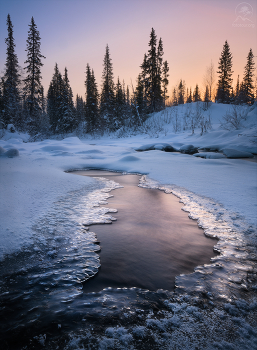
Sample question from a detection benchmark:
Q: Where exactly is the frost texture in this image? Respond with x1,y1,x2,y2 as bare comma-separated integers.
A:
28,177,122,300
139,175,257,300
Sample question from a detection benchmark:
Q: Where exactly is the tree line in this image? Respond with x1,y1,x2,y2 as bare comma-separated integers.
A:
0,16,170,136
0,15,255,138
170,40,255,107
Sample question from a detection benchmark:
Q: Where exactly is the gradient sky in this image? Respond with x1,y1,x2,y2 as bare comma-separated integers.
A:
0,0,256,100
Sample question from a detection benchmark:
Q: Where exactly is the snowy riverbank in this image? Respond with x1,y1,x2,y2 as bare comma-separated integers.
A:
0,102,257,349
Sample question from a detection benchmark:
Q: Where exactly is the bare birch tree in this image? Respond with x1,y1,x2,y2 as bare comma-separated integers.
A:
203,60,216,101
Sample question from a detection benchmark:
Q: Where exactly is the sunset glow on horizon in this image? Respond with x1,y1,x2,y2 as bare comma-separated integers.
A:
0,0,256,100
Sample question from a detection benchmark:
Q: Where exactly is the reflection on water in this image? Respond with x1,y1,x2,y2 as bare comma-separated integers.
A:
72,170,218,292
0,170,219,347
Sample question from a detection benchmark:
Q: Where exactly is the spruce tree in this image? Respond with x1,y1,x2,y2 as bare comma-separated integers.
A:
85,64,99,133
193,84,201,102
186,88,192,103
114,77,125,129
216,40,233,103
235,75,240,103
75,95,85,127
62,67,76,132
0,83,4,128
3,14,21,128
135,74,146,120
172,88,178,106
242,48,255,104
139,29,167,113
23,17,45,134
178,80,185,104
47,63,64,133
100,45,115,132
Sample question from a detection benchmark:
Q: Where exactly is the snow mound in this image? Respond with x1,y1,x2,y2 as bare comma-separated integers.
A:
0,146,6,155
40,145,69,152
0,148,19,158
180,144,198,154
193,152,226,159
222,148,254,158
135,143,177,152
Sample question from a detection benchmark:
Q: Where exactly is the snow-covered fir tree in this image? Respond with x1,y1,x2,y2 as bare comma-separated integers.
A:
47,65,76,134
100,45,115,132
216,40,233,103
23,17,45,134
2,14,21,128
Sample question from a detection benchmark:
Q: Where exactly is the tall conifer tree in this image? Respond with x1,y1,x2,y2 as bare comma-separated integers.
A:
62,67,76,131
3,14,21,128
242,48,255,104
23,17,45,134
100,45,115,131
216,40,233,103
47,63,64,133
85,64,99,133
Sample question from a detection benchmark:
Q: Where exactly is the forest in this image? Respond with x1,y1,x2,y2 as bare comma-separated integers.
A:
0,14,256,139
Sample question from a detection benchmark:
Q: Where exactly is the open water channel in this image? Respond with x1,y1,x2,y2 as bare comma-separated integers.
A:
0,170,218,349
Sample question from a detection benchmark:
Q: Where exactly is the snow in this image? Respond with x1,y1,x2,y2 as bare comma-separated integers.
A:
0,102,256,260
222,148,254,158
179,144,198,154
0,102,257,348
193,152,226,159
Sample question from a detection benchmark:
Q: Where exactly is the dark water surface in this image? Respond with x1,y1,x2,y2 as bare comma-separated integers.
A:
72,170,218,292
0,170,219,348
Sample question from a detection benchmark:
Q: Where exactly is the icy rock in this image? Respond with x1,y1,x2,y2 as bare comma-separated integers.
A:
193,152,226,159
200,145,221,152
4,148,19,158
180,144,198,154
222,149,254,158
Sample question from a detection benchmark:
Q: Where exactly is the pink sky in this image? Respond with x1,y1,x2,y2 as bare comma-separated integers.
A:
0,0,256,100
